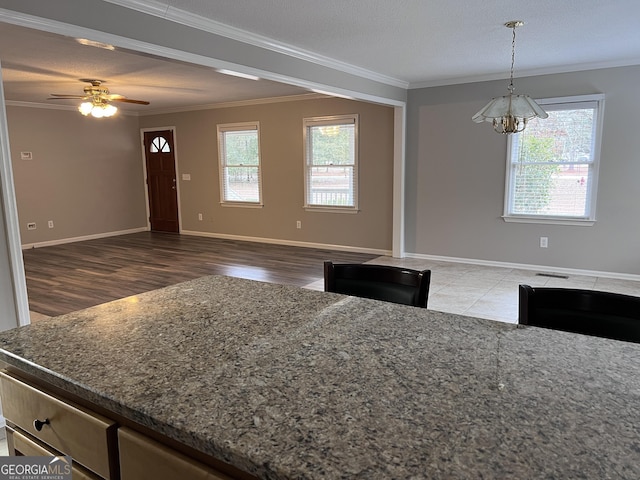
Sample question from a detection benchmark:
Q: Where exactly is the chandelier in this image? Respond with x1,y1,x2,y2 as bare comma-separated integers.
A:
472,21,548,134
78,99,118,118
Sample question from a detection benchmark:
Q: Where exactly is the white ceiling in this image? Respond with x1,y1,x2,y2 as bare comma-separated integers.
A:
1,0,640,113
0,22,312,114
150,0,640,86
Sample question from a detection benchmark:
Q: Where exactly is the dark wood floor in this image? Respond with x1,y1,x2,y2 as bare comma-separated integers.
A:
22,232,378,317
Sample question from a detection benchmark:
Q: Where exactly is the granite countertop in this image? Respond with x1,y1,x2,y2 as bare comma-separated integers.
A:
0,275,639,479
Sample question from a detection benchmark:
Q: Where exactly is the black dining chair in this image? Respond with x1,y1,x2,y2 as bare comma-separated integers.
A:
324,261,431,308
518,284,640,343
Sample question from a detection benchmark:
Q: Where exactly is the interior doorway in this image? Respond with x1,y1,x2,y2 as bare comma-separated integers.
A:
143,129,179,233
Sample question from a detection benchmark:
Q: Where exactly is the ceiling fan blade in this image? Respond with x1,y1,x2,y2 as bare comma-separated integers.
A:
48,81,149,106
48,94,86,99
109,98,150,105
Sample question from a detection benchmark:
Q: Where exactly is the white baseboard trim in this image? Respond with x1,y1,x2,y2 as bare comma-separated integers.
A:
21,227,149,250
18,227,639,281
181,230,392,256
405,252,640,282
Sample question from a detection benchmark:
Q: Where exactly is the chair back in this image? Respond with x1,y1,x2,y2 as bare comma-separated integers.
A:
324,261,431,308
518,284,640,343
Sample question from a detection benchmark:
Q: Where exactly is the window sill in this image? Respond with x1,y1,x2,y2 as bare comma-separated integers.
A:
502,215,595,226
220,202,263,209
304,206,359,214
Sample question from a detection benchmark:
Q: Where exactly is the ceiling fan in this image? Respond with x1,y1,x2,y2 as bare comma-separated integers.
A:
48,79,149,117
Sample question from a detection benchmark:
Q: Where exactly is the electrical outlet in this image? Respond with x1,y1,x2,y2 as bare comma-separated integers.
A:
198,213,203,221
296,220,302,229
48,220,54,229
540,236,548,248
27,222,36,230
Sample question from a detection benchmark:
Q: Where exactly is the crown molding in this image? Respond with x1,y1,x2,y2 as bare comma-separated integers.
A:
6,101,71,111
6,94,330,116
409,58,640,89
138,93,328,116
102,0,409,89
0,6,405,107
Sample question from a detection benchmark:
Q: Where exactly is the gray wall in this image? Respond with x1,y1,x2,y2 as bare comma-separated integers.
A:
139,97,395,252
8,106,148,244
6,65,640,279
406,65,640,275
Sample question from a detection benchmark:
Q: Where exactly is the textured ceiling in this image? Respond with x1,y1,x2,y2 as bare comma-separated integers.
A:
0,22,311,114
147,0,640,85
1,0,640,113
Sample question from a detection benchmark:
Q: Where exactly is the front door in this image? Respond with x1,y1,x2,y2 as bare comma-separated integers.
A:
143,130,179,233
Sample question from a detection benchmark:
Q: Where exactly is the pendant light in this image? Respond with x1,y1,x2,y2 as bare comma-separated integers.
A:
472,21,548,134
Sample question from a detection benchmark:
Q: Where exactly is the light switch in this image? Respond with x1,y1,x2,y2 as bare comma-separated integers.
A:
182,173,191,181
20,152,33,160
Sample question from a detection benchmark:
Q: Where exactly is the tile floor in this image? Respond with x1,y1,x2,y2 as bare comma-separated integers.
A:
305,256,640,324
25,255,640,326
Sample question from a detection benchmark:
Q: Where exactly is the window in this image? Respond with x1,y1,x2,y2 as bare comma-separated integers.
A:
303,114,358,212
217,122,262,206
504,95,604,225
150,136,171,153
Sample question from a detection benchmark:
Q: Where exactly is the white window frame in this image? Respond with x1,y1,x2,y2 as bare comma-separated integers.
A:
303,114,359,213
217,121,263,208
503,94,605,226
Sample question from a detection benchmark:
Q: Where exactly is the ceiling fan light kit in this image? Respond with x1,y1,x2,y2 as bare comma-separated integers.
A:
472,21,548,134
79,101,118,118
49,79,149,119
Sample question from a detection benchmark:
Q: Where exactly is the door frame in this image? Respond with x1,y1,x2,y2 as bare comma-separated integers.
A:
0,61,30,328
139,126,182,233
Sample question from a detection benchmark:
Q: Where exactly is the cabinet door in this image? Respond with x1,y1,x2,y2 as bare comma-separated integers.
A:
118,428,231,480
0,372,117,479
8,427,102,480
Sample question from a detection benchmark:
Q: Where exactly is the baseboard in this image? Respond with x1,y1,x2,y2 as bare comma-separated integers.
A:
405,252,640,282
21,227,149,250
24,228,632,281
181,230,392,256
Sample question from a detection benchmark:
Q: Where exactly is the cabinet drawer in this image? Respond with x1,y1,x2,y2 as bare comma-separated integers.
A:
9,428,100,480
0,372,116,479
119,427,231,480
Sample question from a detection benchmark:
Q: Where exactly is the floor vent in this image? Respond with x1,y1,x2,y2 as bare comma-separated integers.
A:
535,273,569,279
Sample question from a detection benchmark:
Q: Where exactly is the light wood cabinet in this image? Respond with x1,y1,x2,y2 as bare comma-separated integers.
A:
118,427,231,480
8,427,101,480
0,372,117,479
0,372,252,480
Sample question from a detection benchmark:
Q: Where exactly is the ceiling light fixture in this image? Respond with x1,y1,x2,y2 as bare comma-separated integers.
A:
78,100,118,118
75,38,115,50
49,80,149,118
472,21,548,134
217,69,261,81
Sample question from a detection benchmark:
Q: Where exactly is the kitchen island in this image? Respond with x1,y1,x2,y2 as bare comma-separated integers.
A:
0,275,639,479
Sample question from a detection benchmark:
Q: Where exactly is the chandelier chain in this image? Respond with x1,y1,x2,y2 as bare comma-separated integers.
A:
508,25,516,93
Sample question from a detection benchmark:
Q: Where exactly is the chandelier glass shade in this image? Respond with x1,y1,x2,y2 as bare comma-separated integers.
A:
472,21,548,134
78,100,118,118
472,93,548,134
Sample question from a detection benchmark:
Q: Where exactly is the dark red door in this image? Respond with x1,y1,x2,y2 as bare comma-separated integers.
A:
143,130,179,233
